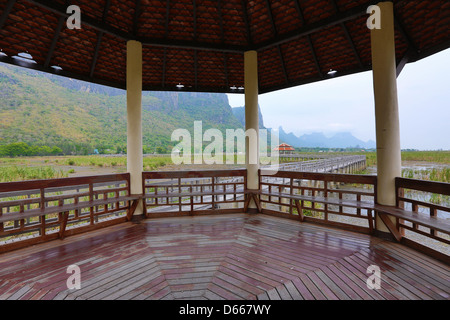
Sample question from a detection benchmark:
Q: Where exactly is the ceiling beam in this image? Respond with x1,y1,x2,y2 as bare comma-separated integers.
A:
0,53,125,90
0,0,16,30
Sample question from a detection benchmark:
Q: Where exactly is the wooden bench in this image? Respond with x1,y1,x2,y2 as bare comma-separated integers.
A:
0,194,142,239
374,204,450,242
246,189,376,231
372,177,450,243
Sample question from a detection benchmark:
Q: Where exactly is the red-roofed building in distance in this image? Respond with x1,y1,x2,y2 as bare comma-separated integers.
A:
274,143,295,155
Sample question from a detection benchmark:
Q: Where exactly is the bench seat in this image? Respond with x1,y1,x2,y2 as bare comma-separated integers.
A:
0,194,142,238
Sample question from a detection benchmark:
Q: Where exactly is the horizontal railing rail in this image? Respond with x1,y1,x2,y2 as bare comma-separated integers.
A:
142,169,247,217
258,169,377,234
0,173,138,252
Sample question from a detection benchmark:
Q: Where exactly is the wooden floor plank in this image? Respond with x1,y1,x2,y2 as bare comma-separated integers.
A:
0,213,448,300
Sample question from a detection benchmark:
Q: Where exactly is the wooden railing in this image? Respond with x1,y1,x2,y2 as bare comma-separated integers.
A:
142,169,247,217
0,174,137,252
0,170,448,260
258,169,377,234
394,177,450,249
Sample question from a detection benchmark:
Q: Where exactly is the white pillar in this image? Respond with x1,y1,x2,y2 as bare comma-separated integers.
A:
127,40,144,216
244,50,259,210
370,2,402,231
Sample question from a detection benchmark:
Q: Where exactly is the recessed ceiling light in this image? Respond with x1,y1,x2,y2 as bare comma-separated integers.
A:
51,65,63,71
12,55,36,64
18,52,33,60
327,69,337,76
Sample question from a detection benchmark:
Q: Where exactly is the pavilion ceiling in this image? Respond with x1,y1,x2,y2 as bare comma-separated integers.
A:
0,0,449,93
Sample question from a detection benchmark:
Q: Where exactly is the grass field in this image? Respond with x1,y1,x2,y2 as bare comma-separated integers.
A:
0,151,448,183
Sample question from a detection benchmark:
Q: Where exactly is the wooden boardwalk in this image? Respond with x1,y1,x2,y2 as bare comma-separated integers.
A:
0,214,448,300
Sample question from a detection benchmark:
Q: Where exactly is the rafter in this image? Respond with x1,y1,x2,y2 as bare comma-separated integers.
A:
217,0,225,44
193,0,197,40
330,0,363,68
164,0,170,39
0,0,16,30
396,49,411,78
240,0,253,46
194,50,198,89
276,45,289,84
44,15,65,68
264,0,277,37
255,0,380,51
132,0,142,37
306,35,323,78
223,53,229,88
394,12,419,54
161,48,167,88
90,0,111,78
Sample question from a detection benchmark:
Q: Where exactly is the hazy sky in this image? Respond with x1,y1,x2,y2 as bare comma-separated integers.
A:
227,48,450,151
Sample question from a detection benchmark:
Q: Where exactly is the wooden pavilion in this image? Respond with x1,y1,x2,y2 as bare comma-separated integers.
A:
0,0,449,301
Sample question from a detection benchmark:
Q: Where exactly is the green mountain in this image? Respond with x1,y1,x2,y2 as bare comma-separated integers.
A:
0,63,243,155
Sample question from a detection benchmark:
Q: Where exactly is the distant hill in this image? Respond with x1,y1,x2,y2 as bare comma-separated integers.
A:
0,63,243,154
277,126,376,149
232,105,375,149
231,105,266,129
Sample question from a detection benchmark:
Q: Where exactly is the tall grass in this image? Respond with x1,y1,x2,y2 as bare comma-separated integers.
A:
402,167,450,183
0,166,68,182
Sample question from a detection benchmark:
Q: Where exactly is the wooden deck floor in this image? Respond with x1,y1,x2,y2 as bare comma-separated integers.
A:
0,213,449,300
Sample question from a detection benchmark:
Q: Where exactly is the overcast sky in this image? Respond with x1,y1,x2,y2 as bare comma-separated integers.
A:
227,48,450,151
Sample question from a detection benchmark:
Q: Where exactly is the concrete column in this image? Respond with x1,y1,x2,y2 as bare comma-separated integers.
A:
244,50,259,209
127,40,144,216
370,2,402,231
